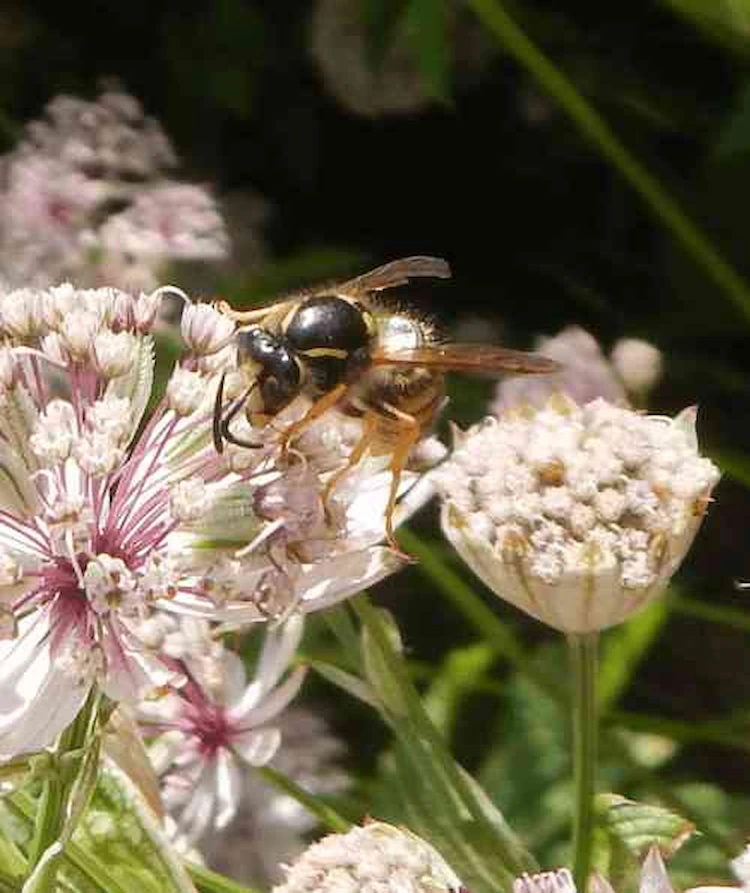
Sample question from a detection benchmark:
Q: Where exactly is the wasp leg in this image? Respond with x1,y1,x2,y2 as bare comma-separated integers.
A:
278,383,349,454
322,412,378,519
216,300,274,324
379,404,421,554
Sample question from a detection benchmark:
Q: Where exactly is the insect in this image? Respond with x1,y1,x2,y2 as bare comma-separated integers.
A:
214,256,559,548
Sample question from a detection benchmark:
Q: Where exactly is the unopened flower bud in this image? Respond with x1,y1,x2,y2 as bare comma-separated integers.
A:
610,338,663,397
170,477,209,522
166,367,204,416
181,302,235,355
59,309,101,361
93,329,136,378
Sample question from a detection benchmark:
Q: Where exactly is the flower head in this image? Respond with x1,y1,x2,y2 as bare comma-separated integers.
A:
435,397,720,633
201,706,350,886
272,821,464,893
516,847,750,893
0,88,231,290
0,283,439,758
137,615,306,843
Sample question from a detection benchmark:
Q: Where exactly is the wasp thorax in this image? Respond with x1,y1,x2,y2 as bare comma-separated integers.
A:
236,328,302,414
284,295,374,393
377,312,426,351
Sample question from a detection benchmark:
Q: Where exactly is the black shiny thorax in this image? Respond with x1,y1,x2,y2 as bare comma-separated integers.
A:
282,294,375,393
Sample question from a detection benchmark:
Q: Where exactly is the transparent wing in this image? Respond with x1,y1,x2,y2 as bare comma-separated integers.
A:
337,256,451,296
372,342,561,376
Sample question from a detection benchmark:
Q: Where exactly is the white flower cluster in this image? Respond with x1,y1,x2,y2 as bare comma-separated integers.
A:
0,88,230,291
0,283,439,763
272,821,464,893
436,396,720,633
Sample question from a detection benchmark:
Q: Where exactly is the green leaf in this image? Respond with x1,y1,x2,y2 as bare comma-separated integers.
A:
361,607,410,718
715,81,750,159
186,861,262,893
311,659,382,710
661,0,750,56
354,597,537,885
597,793,696,859
423,643,497,738
258,766,350,833
65,759,195,892
404,0,452,104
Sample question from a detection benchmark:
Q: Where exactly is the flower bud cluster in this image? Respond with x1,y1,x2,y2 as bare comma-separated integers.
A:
436,397,720,632
272,822,463,893
0,88,230,290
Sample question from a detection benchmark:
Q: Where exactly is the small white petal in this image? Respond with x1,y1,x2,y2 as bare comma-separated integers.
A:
233,726,281,766
213,749,242,829
640,848,675,893
231,666,307,728
0,611,90,759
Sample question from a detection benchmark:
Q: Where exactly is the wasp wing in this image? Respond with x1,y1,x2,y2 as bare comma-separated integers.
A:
371,343,561,376
338,256,451,296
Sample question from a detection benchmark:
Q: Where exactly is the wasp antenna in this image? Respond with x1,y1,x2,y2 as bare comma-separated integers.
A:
212,371,227,454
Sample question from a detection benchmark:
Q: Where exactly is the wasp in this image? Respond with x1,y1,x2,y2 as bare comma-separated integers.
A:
213,257,558,547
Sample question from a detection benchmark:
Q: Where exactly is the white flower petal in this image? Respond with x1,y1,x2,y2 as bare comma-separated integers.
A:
213,749,242,829
233,726,281,766
231,666,307,728
178,764,217,843
253,615,305,698
0,611,89,758
640,848,675,893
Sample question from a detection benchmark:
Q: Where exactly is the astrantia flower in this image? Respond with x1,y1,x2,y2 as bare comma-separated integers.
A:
0,283,440,758
96,182,230,270
492,327,662,415
272,821,464,893
516,847,750,893
0,88,231,290
137,615,306,843
435,397,720,633
202,706,350,886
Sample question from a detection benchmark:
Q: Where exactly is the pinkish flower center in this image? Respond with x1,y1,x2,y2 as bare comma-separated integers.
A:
182,701,236,758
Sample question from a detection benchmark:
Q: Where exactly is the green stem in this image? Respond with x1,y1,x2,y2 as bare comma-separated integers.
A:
568,633,599,892
185,861,263,893
26,688,101,890
466,0,750,325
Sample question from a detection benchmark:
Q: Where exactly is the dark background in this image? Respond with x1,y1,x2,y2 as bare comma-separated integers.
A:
3,0,749,860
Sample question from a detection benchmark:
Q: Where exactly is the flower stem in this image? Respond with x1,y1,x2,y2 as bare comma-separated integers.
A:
27,688,101,880
568,632,599,892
